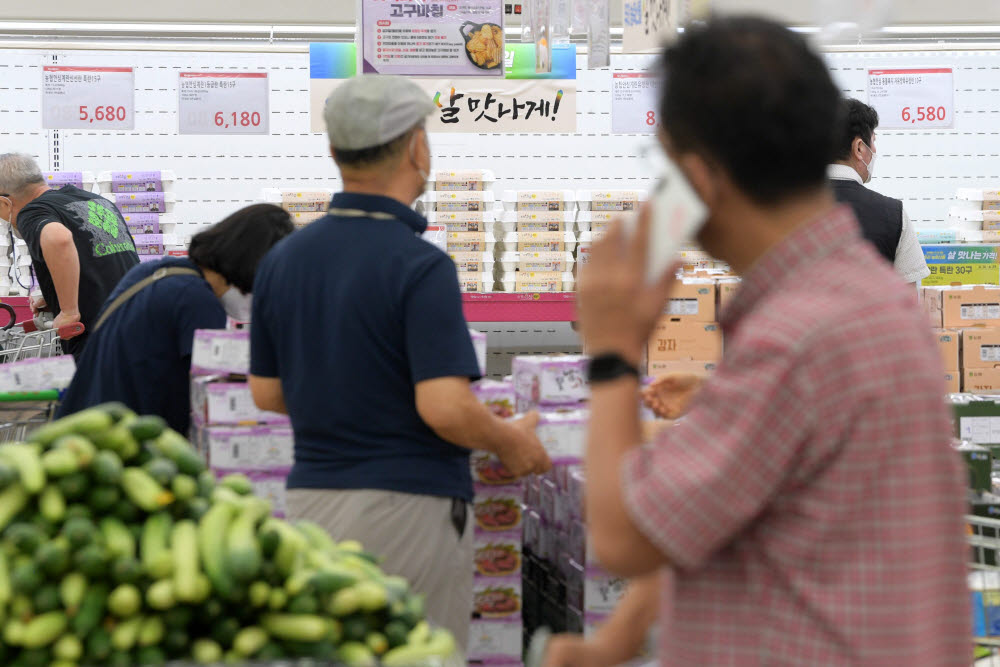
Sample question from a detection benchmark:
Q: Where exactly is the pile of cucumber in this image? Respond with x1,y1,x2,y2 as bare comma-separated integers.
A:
0,404,455,666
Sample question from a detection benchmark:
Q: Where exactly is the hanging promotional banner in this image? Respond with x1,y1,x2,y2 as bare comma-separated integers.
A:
177,72,270,135
360,0,505,77
922,245,999,287
867,68,954,130
611,72,658,134
310,43,576,134
622,0,679,53
42,66,135,130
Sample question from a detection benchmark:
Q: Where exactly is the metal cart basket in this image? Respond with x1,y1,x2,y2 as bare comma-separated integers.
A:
969,514,1000,665
0,326,66,442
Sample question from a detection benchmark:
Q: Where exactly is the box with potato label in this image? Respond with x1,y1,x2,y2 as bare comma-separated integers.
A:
647,319,723,362
718,278,741,312
964,367,1000,394
647,360,717,379
924,286,1000,328
934,329,960,370
663,280,716,322
963,329,1000,369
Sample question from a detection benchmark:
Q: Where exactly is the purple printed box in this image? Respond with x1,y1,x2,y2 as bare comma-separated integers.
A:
535,409,588,464
512,354,589,406
474,530,522,578
109,171,164,193
43,171,84,188
472,575,522,621
112,192,167,213
132,233,165,256
194,424,293,470
471,378,515,419
191,329,249,376
473,484,523,533
565,559,629,614
213,467,290,517
566,469,585,522
123,213,160,235
191,376,289,426
468,618,523,662
470,451,518,487
523,510,541,553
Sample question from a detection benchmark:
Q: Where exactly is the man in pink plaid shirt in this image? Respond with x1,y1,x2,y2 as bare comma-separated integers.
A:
551,16,971,667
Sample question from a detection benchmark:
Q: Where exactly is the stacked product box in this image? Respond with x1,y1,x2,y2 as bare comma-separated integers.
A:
188,329,292,516
498,190,579,293
923,285,1000,392
946,188,1000,243
469,376,524,665
419,171,498,293
99,170,180,262
648,278,722,379
575,189,646,268
261,188,334,229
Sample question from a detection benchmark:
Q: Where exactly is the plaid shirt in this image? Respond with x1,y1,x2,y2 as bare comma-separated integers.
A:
622,206,970,665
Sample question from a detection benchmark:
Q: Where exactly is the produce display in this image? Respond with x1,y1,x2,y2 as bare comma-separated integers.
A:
0,404,455,666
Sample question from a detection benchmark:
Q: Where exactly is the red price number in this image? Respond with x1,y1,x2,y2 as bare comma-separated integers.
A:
646,110,656,126
78,105,127,124
214,111,262,129
901,106,947,124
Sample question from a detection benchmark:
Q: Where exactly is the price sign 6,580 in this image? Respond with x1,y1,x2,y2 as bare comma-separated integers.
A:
178,72,269,135
867,68,954,130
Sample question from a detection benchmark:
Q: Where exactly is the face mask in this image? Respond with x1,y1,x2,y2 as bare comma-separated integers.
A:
861,141,877,183
0,197,14,237
410,132,431,189
220,287,253,322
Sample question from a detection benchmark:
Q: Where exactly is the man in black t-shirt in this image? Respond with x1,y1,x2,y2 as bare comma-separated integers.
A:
0,153,139,357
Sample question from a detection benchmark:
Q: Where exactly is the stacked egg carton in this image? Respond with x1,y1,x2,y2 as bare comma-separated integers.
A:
945,188,1000,244
497,190,579,293
98,170,180,262
420,170,498,293
575,189,648,268
261,188,334,229
188,329,293,517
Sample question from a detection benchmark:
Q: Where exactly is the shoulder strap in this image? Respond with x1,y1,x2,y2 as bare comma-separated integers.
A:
93,267,201,332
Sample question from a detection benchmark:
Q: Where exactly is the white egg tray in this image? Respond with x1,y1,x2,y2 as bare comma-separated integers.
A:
418,191,496,213
449,252,496,274
105,192,176,214
43,171,97,192
426,170,495,192
945,213,985,232
122,213,177,235
446,232,498,254
425,210,497,226
497,251,576,273
501,190,577,212
500,231,586,253
262,188,334,213
497,271,576,293
457,272,497,293
576,190,648,211
98,170,177,194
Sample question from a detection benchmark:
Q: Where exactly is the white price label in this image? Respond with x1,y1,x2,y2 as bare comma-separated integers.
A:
611,72,658,134
867,68,954,130
178,72,269,135
42,66,135,130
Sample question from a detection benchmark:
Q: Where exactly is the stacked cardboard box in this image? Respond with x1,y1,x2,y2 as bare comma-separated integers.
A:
923,285,1000,393
647,279,723,380
188,329,292,516
261,188,334,229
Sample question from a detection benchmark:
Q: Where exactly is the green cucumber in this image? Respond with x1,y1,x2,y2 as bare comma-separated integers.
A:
32,583,60,613
56,472,89,501
146,579,175,610
198,502,238,599
34,539,70,577
52,435,97,467
381,628,457,667
74,543,109,578
59,573,86,614
87,484,120,511
170,474,197,501
0,462,18,489
84,627,112,662
261,613,331,643
0,446,44,495
140,512,173,579
100,517,136,560
0,551,10,606
143,458,178,486
192,638,222,664
53,633,83,662
75,585,113,638
38,486,66,523
61,516,95,549
41,448,78,477
151,429,206,476
92,450,124,485
337,641,377,667
128,415,167,442
219,473,253,495
121,468,174,512
21,611,67,648
28,409,112,446
171,520,201,603
249,581,271,607
111,556,144,585
226,498,270,582
110,615,143,651
233,626,269,658
137,616,165,647
108,584,141,617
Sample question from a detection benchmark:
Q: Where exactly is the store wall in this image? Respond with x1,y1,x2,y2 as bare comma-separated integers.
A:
3,0,998,26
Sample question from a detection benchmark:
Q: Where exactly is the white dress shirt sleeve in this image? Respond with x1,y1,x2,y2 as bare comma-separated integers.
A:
894,208,930,284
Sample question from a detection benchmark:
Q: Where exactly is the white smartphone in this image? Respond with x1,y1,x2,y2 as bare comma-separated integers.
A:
643,156,708,283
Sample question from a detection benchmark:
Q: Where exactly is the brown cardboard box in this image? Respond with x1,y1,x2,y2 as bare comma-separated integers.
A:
647,319,723,362
718,279,741,312
921,287,944,328
963,328,1000,369
663,281,716,322
925,286,1000,328
933,329,960,370
647,360,718,379
964,367,1000,394
944,370,961,394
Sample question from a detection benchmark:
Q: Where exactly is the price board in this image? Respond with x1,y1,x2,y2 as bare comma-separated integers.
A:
42,66,135,130
867,68,954,130
611,72,658,134
177,72,269,135
922,244,999,287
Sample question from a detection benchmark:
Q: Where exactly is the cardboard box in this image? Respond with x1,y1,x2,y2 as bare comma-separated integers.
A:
0,355,75,392
717,278,741,312
953,396,1000,442
647,319,723,362
473,485,524,533
193,424,294,470
964,367,1000,394
467,618,522,661
647,360,717,379
663,280,716,322
474,530,522,577
472,575,522,620
925,286,1000,328
945,370,961,394
190,376,289,426
191,329,249,376
536,410,589,463
934,329,961,370
512,355,589,405
964,329,1000,369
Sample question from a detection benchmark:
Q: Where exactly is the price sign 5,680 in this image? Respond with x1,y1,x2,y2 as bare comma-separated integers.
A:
42,66,135,130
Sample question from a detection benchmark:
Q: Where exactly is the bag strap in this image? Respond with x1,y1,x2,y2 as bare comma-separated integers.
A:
93,267,201,332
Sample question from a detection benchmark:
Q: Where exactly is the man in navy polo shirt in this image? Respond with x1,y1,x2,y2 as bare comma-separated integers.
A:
249,75,551,647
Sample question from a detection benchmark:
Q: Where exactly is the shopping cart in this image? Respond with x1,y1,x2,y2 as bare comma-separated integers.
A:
969,514,1000,665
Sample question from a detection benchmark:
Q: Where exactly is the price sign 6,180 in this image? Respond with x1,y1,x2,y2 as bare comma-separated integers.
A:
215,111,262,129
178,72,269,135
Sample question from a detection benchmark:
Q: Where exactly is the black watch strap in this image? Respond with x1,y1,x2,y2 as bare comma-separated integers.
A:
587,353,641,384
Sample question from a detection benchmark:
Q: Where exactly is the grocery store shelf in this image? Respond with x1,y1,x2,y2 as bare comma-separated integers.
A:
462,293,576,322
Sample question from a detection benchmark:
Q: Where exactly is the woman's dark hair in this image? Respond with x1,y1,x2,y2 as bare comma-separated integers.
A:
188,203,294,293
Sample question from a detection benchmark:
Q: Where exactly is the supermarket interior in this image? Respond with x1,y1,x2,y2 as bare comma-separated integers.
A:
2,0,1000,665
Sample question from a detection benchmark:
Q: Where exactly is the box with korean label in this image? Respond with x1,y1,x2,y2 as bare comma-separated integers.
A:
473,484,524,533
577,190,648,211
501,189,577,212
191,329,249,376
934,329,960,370
965,368,1000,394
474,530,522,577
468,617,522,661
963,329,1000,369
664,280,716,322
924,286,1000,328
952,395,1000,443
501,210,576,233
0,355,76,393
427,169,495,192
647,319,723,362
419,190,496,212
512,355,589,406
945,370,961,394
449,252,495,274
44,171,96,191
498,271,576,293
647,360,717,379
107,192,175,214
193,424,294,470
535,410,589,464
213,467,290,517
471,380,516,419
98,170,177,194
718,278,741,312
565,560,629,614
190,376,289,426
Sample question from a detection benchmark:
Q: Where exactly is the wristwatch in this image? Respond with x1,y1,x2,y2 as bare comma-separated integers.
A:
587,353,641,384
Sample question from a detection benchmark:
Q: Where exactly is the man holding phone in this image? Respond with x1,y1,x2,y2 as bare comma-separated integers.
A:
558,16,969,666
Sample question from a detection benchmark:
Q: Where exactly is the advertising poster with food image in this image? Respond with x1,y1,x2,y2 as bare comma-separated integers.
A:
361,0,505,76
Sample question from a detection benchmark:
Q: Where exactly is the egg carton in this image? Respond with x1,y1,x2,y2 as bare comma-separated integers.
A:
449,251,496,274
105,192,176,214
123,213,177,235
576,189,648,211
446,231,498,254
43,171,97,192
500,231,588,253
426,169,496,192
501,189,577,212
497,271,576,293
261,188,334,213
418,191,496,213
457,272,497,293
98,170,177,194
497,251,576,273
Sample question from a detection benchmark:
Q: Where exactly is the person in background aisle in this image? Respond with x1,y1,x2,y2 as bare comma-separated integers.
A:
830,98,930,286
56,204,293,435
567,16,969,667
0,153,140,358
248,75,552,649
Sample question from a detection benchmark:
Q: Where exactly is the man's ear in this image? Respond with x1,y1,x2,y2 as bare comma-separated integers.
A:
677,152,717,207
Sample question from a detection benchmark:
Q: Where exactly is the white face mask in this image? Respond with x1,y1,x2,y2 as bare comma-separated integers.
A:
861,141,877,183
220,287,253,322
0,197,15,237
410,131,431,190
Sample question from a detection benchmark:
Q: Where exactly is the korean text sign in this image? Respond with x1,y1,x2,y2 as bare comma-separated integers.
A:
361,0,505,76
42,66,135,130
922,245,999,287
867,68,954,130
177,72,270,135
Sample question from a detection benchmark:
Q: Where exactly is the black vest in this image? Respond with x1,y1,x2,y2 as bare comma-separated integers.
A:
830,179,903,262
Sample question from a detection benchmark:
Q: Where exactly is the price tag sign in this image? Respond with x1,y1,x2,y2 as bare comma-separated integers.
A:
611,73,658,134
42,66,135,130
177,72,269,135
867,68,954,130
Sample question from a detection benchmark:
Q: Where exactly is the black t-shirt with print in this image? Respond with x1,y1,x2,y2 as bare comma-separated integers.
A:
17,186,140,356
